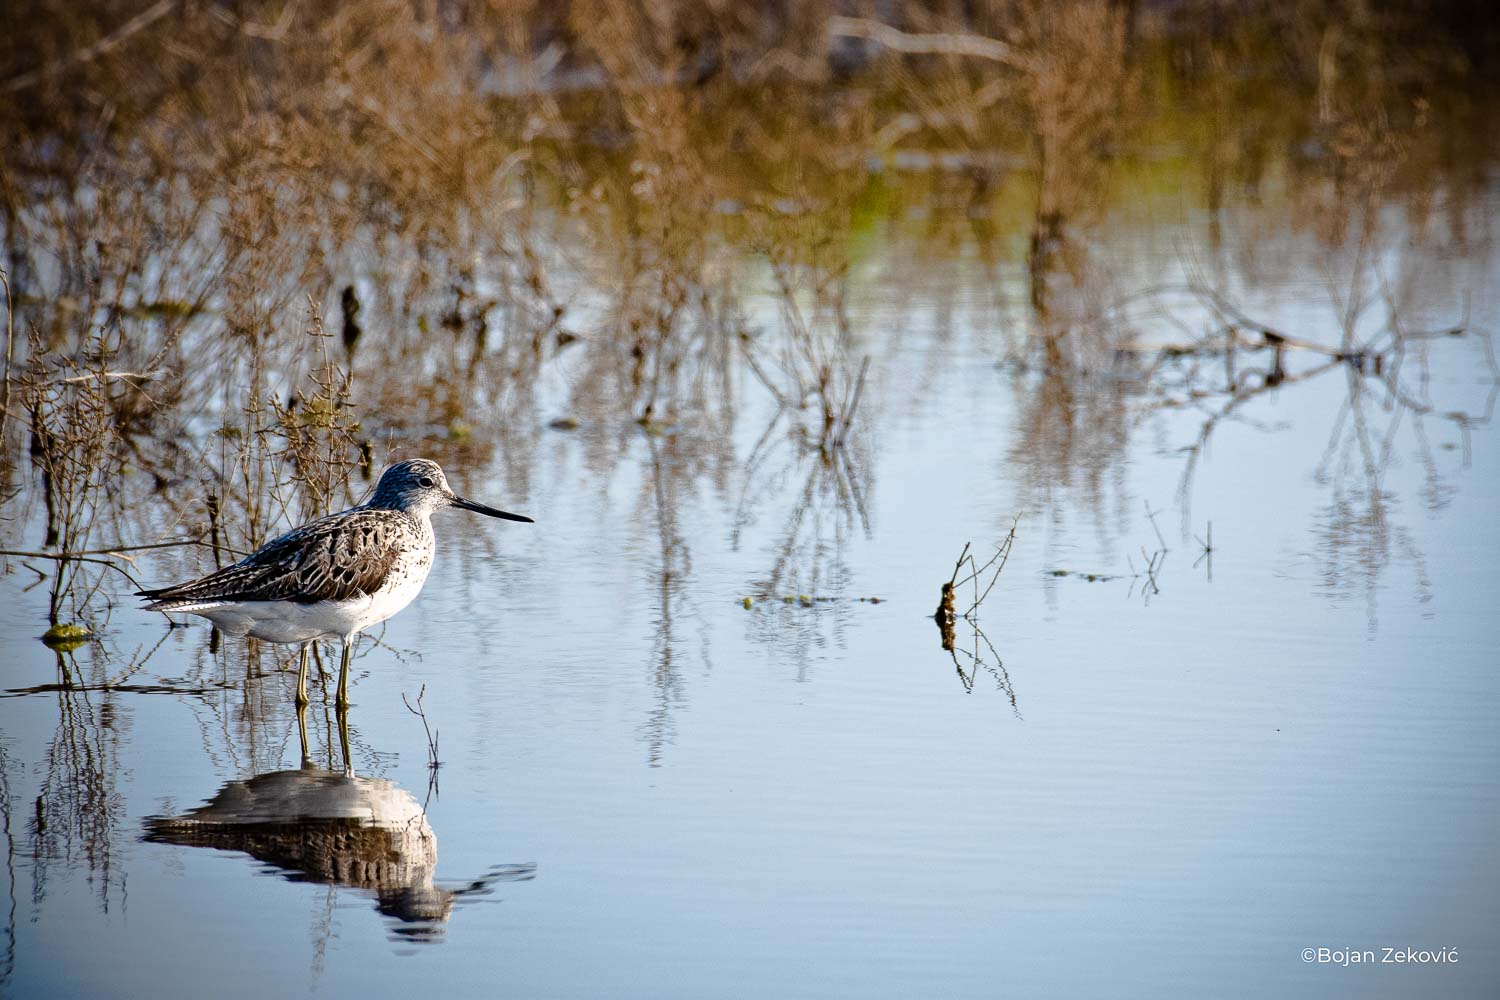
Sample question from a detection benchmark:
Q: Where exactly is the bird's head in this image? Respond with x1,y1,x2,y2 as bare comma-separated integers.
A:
368,459,533,523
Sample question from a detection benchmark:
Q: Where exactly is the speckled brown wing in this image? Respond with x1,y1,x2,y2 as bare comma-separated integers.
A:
139,510,418,609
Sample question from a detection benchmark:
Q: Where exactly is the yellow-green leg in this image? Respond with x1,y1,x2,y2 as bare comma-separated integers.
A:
296,700,313,768
294,642,311,707
335,637,353,708
336,702,353,775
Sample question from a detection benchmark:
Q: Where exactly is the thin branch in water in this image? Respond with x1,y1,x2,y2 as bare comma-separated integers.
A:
0,551,145,590
947,542,972,587
401,684,441,771
935,521,1019,654
961,521,1019,616
0,535,246,560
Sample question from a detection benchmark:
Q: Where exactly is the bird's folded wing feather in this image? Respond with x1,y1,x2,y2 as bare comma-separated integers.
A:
139,511,409,607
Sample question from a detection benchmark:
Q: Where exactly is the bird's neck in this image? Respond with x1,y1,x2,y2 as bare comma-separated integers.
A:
360,503,436,537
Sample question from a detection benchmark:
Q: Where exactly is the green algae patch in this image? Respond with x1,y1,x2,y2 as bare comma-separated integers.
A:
42,623,92,650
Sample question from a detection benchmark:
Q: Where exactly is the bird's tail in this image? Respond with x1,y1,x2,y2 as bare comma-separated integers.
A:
136,586,221,612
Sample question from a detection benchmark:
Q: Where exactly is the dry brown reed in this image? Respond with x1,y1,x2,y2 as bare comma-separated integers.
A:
0,0,1491,631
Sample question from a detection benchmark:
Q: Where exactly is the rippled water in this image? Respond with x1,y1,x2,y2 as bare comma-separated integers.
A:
4,92,1500,1000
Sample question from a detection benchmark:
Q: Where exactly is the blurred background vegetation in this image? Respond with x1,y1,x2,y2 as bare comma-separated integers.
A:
0,0,1496,625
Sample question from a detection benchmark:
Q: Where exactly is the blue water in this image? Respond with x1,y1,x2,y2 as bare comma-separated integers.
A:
2,188,1498,999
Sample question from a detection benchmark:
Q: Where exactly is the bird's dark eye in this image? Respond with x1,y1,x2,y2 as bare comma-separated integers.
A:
418,476,435,488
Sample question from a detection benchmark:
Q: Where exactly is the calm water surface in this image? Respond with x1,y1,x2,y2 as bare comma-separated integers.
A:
3,164,1499,998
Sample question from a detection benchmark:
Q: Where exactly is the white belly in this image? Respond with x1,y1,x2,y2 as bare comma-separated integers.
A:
195,568,431,644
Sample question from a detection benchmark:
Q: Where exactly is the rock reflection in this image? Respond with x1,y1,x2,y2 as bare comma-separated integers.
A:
144,712,534,944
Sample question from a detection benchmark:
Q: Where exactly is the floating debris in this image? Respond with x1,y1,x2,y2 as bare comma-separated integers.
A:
1048,569,1117,582
753,594,882,608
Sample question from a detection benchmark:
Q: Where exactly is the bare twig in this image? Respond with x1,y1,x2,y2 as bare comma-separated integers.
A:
45,369,168,386
401,684,441,770
947,542,972,587
0,553,144,589
826,15,1035,72
3,0,178,94
959,521,1019,616
936,520,1019,642
0,535,246,560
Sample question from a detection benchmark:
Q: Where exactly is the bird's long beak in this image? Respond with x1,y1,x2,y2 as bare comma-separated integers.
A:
450,495,533,522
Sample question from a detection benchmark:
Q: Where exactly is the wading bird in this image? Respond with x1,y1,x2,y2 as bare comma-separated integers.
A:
138,459,532,706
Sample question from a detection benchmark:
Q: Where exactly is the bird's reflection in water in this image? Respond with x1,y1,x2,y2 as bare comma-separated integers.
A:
144,707,535,944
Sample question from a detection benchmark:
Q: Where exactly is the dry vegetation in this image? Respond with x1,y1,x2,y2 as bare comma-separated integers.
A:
0,0,1494,631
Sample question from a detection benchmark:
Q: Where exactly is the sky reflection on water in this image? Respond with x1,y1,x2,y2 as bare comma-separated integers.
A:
3,52,1500,1000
